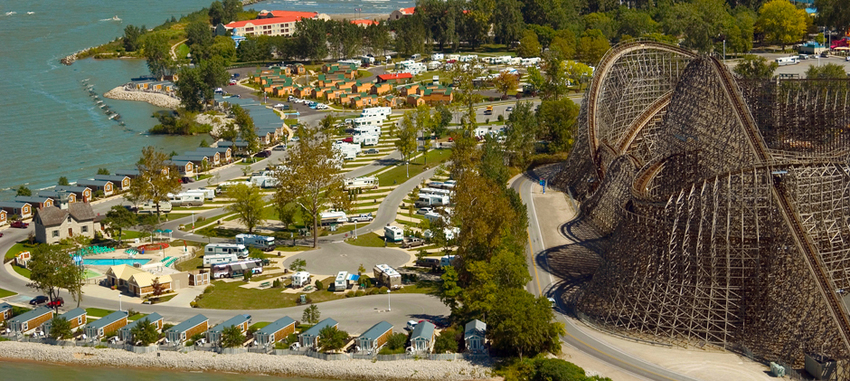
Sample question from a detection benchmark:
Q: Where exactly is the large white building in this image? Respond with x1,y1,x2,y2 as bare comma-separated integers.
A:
224,10,330,37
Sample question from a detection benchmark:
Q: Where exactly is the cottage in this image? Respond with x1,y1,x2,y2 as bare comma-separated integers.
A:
358,321,393,353
464,319,486,353
171,155,211,170
300,318,338,349
217,140,250,155
92,175,132,191
0,302,12,322
192,149,221,166
195,147,233,163
8,306,54,334
44,308,87,336
15,196,54,209
54,185,93,203
127,271,172,297
106,264,144,289
37,190,77,204
0,209,6,226
166,160,195,176
376,73,413,84
75,179,114,197
166,314,209,344
118,313,164,342
0,201,33,219
85,311,128,339
410,321,436,353
389,7,416,20
113,169,139,178
34,203,99,244
207,314,252,345
255,316,296,347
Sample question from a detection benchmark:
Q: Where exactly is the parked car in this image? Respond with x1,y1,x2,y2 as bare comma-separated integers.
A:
416,207,434,215
29,296,48,305
228,79,237,85
401,237,424,249
506,106,514,113
180,176,195,184
405,320,419,331
46,297,64,308
0,232,4,238
272,144,287,151
548,297,556,308
11,220,28,228
349,213,374,223
364,148,380,155
342,136,354,143
254,150,272,158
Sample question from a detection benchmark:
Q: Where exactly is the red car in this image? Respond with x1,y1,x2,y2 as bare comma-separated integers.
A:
342,136,354,143
46,297,64,308
11,220,28,228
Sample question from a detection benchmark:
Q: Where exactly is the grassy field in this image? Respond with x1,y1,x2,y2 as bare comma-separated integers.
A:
85,308,115,318
0,288,17,298
128,313,147,321
347,232,400,248
12,265,30,279
195,280,345,309
250,321,271,330
377,149,452,186
4,242,40,261
175,251,203,272
394,280,440,294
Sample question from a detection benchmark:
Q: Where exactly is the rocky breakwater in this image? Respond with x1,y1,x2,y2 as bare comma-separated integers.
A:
0,342,493,380
104,86,180,109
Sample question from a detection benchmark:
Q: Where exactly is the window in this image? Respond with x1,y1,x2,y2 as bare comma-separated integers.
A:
81,226,88,233
78,316,82,325
52,230,59,238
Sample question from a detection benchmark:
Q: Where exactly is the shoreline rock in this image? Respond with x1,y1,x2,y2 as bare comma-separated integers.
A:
0,341,492,380
104,86,181,110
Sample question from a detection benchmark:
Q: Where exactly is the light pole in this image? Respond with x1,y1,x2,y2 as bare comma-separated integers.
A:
191,211,195,232
118,294,122,312
387,289,391,311
353,219,358,239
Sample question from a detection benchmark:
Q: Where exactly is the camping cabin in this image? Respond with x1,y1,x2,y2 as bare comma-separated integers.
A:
0,210,6,226
166,314,209,344
118,313,164,342
0,201,32,219
14,196,54,209
255,316,296,347
54,185,92,203
37,190,77,204
358,321,393,353
92,175,132,191
410,321,436,353
44,308,87,336
0,302,12,322
207,314,251,345
85,311,128,339
75,179,114,197
464,319,486,353
8,306,53,334
300,318,338,350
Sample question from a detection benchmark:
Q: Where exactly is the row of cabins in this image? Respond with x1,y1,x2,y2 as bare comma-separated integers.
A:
127,80,175,95
2,304,488,354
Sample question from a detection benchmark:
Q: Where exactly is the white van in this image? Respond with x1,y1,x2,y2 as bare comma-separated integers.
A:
204,253,238,267
204,243,249,258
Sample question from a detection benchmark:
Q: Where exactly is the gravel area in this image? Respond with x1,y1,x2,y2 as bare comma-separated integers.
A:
104,86,181,109
0,342,493,380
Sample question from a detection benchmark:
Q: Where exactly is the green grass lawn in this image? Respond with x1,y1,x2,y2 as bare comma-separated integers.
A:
394,280,440,294
195,280,345,309
0,288,17,298
347,232,400,248
250,321,271,330
5,242,40,261
273,245,315,252
176,43,190,58
12,265,30,279
150,294,177,304
377,149,452,186
175,252,203,272
128,313,147,321
85,308,115,318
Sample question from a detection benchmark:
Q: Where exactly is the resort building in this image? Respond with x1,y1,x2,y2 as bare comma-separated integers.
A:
255,316,296,347
8,306,53,334
14,196,54,209
357,321,393,354
224,10,328,37
166,160,194,176
34,203,99,244
92,175,132,192
118,313,164,342
85,311,128,339
195,146,232,163
389,7,415,21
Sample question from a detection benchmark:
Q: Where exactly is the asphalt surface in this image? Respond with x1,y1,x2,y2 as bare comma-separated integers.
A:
513,175,701,381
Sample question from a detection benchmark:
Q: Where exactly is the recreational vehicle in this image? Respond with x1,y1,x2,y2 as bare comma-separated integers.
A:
384,225,404,242
168,192,204,207
204,253,239,267
344,176,379,190
204,243,249,258
235,234,276,251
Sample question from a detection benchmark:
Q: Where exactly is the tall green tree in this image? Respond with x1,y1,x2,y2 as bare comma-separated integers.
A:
395,112,419,178
225,184,265,233
294,19,329,62
200,56,230,99
220,325,246,348
123,25,145,52
302,304,320,324
505,101,538,168
493,0,525,45
537,98,580,153
516,30,542,58
815,0,850,32
103,205,137,246
47,317,73,340
439,266,463,312
488,288,564,359
29,245,84,310
806,63,847,79
364,22,391,56
186,20,214,61
617,9,659,39
176,66,205,112
222,0,242,24
756,0,809,51
16,185,31,197
733,54,778,78
549,30,576,60
128,146,182,222
392,15,428,56
274,126,347,248
575,29,610,65
130,318,159,345
143,33,172,79
231,104,259,153
208,1,225,25
584,12,618,40
58,176,69,186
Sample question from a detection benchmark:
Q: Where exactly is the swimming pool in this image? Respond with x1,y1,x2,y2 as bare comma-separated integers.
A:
83,258,151,266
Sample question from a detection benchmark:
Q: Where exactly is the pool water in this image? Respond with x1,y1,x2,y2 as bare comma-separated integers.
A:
83,258,150,266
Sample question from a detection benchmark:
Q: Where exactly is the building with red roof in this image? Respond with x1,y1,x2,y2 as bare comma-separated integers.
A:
389,7,416,21
351,19,378,27
377,73,413,83
225,10,329,37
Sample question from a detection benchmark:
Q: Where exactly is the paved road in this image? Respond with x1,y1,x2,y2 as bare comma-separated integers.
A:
513,175,701,381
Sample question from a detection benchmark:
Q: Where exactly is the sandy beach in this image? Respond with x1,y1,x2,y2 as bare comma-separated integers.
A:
0,341,493,380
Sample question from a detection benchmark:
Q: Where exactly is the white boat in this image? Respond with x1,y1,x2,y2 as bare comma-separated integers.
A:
112,15,121,21
27,12,34,15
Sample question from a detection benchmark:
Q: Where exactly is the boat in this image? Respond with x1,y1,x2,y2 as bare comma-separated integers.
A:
111,15,121,21
109,114,121,120
27,11,34,15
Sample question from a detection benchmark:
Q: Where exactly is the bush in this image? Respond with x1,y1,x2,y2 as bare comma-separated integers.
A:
533,358,587,381
368,288,379,295
434,328,458,353
355,290,365,297
204,285,215,293
272,279,281,288
345,291,355,298
315,280,324,290
379,286,388,294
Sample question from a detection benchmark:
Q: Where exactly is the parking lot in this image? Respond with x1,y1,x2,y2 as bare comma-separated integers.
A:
724,53,850,78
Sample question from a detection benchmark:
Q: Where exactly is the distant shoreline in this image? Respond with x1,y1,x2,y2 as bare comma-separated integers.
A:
0,341,492,381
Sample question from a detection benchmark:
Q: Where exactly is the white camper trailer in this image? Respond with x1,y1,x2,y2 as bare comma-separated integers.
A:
235,234,276,251
344,176,379,190
184,188,216,200
168,192,205,207
360,107,391,119
320,211,348,225
204,243,249,258
334,271,349,291
204,253,238,267
384,225,404,242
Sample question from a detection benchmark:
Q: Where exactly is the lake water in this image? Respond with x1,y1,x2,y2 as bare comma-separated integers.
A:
0,360,335,381
0,0,411,201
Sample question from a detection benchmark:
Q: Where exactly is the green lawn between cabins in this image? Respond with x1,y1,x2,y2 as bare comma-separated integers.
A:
85,308,115,318
377,149,452,187
195,278,343,310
